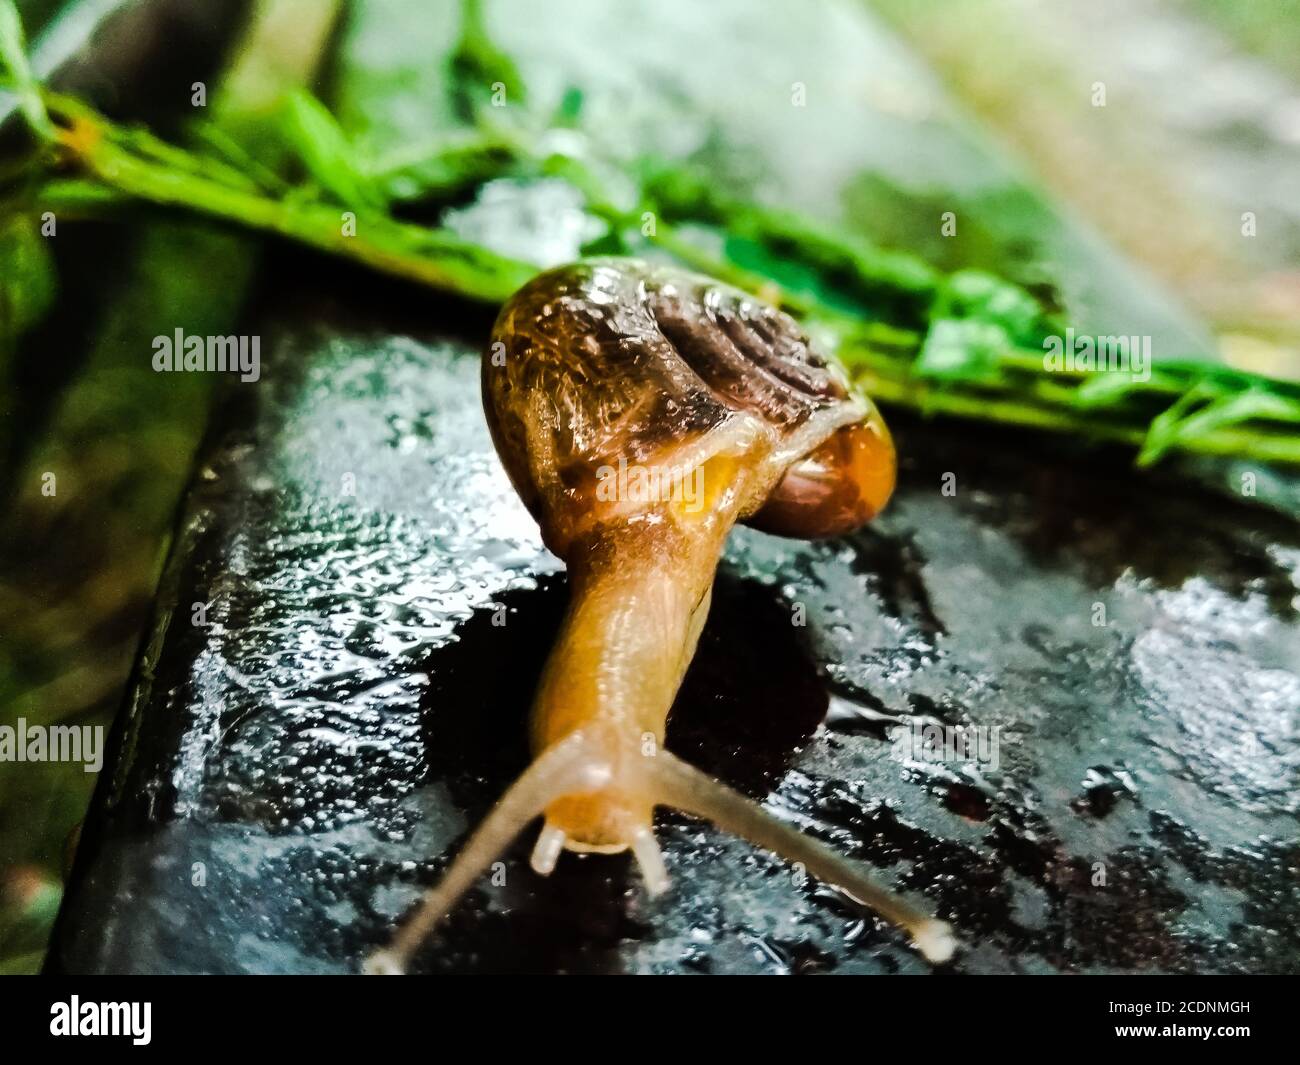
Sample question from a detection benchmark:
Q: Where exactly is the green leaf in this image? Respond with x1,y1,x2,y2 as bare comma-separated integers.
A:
0,0,53,138
915,317,1007,382
555,86,584,125
722,234,871,317
933,269,1045,345
372,135,514,202
1138,386,1300,466
913,271,1054,383
1071,368,1182,409
639,162,938,317
0,215,57,339
279,89,384,210
449,0,526,119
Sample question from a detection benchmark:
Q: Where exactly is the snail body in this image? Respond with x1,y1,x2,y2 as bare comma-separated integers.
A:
369,260,953,972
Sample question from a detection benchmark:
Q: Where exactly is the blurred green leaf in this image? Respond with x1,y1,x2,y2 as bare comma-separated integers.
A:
555,86,583,125
916,317,1007,381
371,134,515,202
933,269,1047,345
449,0,526,119
0,0,52,137
280,89,385,210
1072,368,1181,408
0,214,57,339
723,234,866,315
1139,387,1300,466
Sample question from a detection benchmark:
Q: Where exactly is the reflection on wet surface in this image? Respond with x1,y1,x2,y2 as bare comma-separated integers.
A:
51,303,1300,974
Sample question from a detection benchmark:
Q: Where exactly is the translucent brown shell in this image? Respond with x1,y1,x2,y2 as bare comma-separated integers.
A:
482,258,894,556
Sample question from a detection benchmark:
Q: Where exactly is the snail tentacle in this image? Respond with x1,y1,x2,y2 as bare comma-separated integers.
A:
645,748,957,964
364,730,610,975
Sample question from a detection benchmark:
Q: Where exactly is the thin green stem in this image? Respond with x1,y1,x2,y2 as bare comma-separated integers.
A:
46,105,538,303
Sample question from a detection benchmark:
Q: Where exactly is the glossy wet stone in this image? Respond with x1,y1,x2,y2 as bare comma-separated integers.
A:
48,274,1300,974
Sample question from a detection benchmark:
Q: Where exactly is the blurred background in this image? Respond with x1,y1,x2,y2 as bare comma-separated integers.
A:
2,0,1298,972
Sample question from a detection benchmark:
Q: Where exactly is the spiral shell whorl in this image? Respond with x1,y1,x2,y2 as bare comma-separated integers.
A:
483,258,868,555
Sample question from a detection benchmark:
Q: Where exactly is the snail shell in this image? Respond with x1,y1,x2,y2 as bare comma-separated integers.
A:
483,258,895,557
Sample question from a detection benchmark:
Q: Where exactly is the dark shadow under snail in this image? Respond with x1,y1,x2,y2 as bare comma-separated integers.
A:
367,258,955,972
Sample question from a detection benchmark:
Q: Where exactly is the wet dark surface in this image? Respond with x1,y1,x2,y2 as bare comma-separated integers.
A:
48,262,1300,974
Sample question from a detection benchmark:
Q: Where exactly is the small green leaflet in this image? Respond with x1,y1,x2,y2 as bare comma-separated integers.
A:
279,89,385,210
0,216,57,339
1139,385,1300,466
0,0,54,138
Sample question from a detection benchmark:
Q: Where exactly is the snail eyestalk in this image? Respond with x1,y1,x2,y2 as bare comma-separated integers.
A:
369,258,955,973
647,749,957,963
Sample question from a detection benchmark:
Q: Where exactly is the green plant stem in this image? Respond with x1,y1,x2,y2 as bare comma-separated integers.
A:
45,98,537,303
22,94,1300,467
845,342,1300,463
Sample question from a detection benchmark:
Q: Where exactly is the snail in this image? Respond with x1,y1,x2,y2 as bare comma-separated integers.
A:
367,258,955,972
